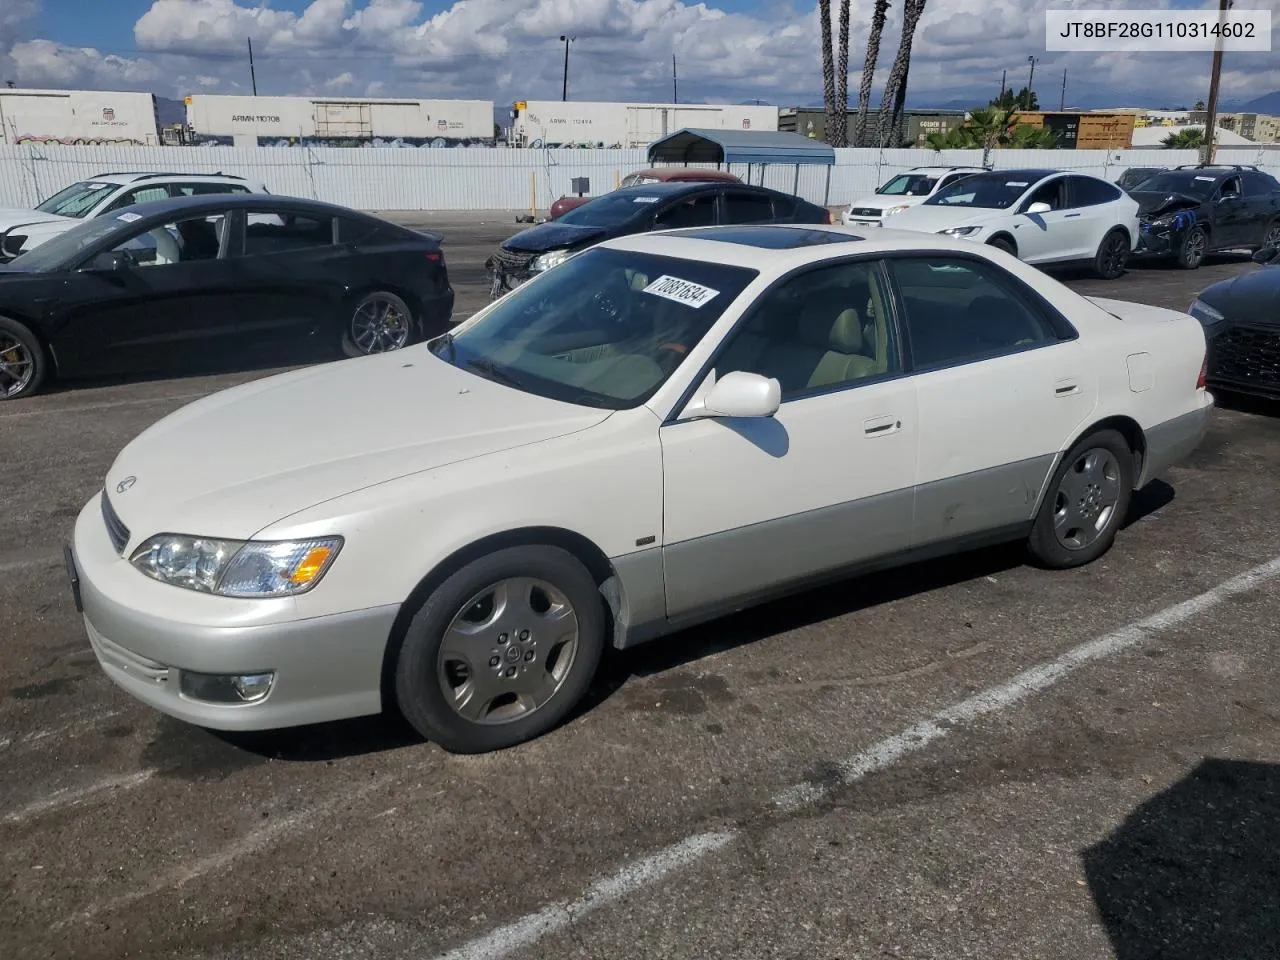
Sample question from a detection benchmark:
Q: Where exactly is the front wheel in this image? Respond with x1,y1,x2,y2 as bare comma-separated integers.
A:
341,291,415,358
1259,219,1280,252
0,316,48,401
1093,229,1130,280
394,546,606,753
987,237,1016,257
1028,429,1134,569
1176,226,1207,270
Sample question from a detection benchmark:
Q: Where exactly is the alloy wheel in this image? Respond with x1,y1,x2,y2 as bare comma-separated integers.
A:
0,333,34,398
1053,448,1122,550
437,577,580,725
1184,230,1207,267
350,295,411,354
1101,234,1128,278
1264,224,1280,249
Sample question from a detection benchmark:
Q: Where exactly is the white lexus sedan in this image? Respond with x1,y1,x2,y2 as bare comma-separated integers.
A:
889,168,1141,280
67,224,1212,754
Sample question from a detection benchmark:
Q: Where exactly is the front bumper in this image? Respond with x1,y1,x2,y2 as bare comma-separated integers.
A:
484,256,533,300
68,496,399,732
1137,395,1214,488
1206,324,1280,399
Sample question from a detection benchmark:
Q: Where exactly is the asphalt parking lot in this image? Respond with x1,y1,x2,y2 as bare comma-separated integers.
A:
3,216,1280,960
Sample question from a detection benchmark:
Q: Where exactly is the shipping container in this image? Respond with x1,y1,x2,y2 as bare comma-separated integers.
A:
511,100,779,149
1012,112,1135,149
0,89,160,146
184,95,496,147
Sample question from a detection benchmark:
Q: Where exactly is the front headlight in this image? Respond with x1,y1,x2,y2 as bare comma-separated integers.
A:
530,248,574,273
883,204,911,217
130,535,343,597
939,225,982,238
1188,298,1226,328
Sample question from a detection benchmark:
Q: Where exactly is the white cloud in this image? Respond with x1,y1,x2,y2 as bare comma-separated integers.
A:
0,0,1274,110
197,74,219,86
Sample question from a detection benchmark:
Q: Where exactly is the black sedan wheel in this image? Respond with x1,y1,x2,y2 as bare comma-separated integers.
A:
1261,220,1280,251
341,291,414,358
1093,230,1130,280
1176,226,1208,269
0,317,47,401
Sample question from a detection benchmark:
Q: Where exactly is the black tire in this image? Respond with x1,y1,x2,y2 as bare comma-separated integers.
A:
1028,429,1135,570
0,315,48,401
1093,229,1130,280
1175,226,1208,269
987,237,1016,257
394,545,606,753
1259,219,1280,252
341,290,416,359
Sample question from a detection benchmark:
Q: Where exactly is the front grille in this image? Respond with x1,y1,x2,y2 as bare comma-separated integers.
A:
101,492,131,555
850,207,882,218
493,247,536,272
1210,325,1280,392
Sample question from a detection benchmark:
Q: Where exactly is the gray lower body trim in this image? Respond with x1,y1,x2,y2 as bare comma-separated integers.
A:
914,455,1057,546
1138,402,1213,487
602,547,666,650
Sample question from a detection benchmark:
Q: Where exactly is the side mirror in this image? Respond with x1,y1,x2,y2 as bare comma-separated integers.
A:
1252,246,1278,265
87,249,132,272
683,371,781,420
1025,201,1052,215
1219,193,1239,203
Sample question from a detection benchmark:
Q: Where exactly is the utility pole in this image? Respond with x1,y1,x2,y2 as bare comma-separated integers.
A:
1026,55,1037,110
559,35,574,102
1060,68,1067,111
999,69,1006,102
1200,0,1232,164
673,53,678,103
247,37,258,96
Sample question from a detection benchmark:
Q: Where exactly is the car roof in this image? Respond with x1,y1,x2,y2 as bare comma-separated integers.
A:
963,168,1061,181
610,181,743,198
598,223,1007,272
904,166,986,174
84,172,257,185
92,192,361,221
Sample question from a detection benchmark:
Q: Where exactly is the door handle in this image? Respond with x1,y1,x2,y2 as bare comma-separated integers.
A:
1054,378,1080,397
863,415,901,436
1063,213,1082,218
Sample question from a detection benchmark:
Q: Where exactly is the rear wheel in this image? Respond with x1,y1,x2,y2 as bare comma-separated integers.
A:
1093,229,1130,280
394,545,606,753
1028,429,1134,569
0,316,47,401
341,291,415,358
1176,226,1207,269
1260,219,1280,251
987,237,1016,257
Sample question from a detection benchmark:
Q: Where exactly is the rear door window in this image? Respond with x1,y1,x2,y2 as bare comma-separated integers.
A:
242,212,334,255
102,185,171,213
722,191,774,224
170,182,252,197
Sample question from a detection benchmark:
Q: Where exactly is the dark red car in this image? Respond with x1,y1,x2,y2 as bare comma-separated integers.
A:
548,168,742,220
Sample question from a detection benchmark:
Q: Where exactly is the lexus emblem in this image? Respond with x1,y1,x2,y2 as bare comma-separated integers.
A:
116,476,136,494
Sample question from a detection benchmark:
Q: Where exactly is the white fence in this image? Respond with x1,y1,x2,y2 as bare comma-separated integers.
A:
2,143,1277,214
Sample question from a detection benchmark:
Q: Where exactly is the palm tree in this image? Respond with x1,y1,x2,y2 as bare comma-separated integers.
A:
853,0,891,147
1006,123,1059,149
924,127,976,150
1162,127,1205,149
834,0,851,146
818,0,838,145
876,0,927,146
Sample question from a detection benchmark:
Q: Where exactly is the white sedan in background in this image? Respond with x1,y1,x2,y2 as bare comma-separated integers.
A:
68,224,1211,754
888,168,1141,279
842,165,987,228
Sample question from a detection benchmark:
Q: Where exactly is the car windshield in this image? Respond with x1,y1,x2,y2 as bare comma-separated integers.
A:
429,247,758,410
1133,172,1216,198
877,173,938,196
557,193,665,227
34,181,116,218
620,174,661,187
5,214,129,272
924,174,1035,209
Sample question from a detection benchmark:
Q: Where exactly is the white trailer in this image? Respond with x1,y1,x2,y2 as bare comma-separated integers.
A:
184,95,495,146
0,89,160,146
510,100,779,149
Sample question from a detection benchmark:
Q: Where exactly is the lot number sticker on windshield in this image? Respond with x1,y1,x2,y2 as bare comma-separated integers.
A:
1195,176,1216,181
116,212,142,222
1006,181,1028,187
632,196,660,204
642,275,721,308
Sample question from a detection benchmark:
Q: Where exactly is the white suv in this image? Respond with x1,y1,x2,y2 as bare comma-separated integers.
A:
0,172,268,260
841,166,986,228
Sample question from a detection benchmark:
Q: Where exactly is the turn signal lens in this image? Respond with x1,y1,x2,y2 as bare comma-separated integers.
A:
290,545,335,585
1197,354,1207,390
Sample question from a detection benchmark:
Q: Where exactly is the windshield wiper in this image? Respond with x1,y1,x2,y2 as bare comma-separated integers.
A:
466,357,525,389
431,331,457,362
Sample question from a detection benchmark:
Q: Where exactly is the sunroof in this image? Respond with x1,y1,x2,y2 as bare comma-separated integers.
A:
677,225,864,249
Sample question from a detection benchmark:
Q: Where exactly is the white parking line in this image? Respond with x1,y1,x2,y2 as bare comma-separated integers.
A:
0,710,122,753
427,553,1280,960
2,769,156,825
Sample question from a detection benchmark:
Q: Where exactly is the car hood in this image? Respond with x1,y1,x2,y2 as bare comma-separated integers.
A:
888,205,1008,232
1129,190,1204,218
0,209,69,229
1195,265,1280,323
503,222,612,254
103,348,613,542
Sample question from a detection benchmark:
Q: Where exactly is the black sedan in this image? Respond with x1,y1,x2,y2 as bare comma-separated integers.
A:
1132,165,1280,269
1188,246,1280,399
484,181,831,299
0,194,453,400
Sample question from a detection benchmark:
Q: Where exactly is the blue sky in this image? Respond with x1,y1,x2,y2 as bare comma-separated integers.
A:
6,1,1278,109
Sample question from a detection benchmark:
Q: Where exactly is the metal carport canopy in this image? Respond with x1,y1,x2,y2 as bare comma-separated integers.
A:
646,128,836,166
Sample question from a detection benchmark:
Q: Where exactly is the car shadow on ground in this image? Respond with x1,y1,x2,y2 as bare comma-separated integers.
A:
1043,251,1254,285
1084,758,1280,960
186,479,1174,765
1211,389,1280,419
